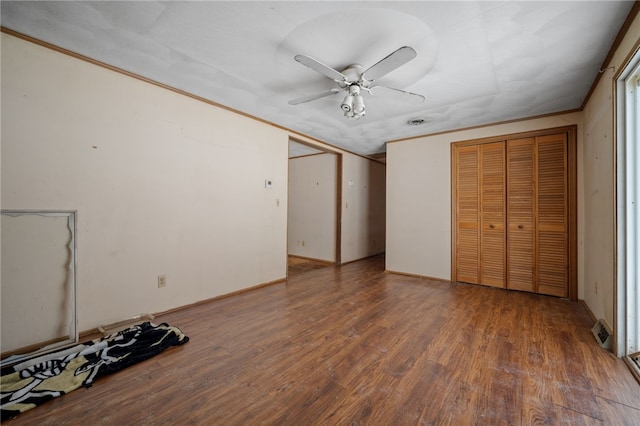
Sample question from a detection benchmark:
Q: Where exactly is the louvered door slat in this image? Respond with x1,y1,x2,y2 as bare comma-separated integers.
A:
507,138,535,292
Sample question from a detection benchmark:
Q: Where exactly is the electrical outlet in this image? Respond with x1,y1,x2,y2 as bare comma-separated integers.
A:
158,275,167,288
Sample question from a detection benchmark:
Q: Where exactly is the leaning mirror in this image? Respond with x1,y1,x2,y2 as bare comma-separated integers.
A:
1,211,78,364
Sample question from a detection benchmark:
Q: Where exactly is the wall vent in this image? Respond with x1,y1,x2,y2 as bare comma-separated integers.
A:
631,352,640,369
591,319,612,350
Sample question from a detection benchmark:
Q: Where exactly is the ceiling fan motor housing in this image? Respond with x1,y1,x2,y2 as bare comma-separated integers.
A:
340,64,367,87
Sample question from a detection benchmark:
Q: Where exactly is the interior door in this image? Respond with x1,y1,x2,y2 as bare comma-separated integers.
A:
507,138,536,292
455,145,480,284
536,133,568,297
480,142,506,288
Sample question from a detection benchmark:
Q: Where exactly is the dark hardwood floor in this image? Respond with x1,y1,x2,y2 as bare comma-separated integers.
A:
6,255,640,425
287,255,333,276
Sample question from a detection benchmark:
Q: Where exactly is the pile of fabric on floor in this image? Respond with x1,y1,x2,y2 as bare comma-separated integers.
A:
1,322,188,420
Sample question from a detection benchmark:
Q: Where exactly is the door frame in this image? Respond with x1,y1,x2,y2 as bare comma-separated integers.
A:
287,138,343,270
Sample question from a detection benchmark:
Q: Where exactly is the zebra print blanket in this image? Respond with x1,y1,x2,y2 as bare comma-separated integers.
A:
0,322,188,420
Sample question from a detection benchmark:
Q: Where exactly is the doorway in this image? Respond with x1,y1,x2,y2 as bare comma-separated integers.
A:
287,140,342,277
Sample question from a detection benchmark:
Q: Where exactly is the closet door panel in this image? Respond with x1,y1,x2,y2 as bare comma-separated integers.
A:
506,138,535,292
456,145,480,284
536,134,568,297
480,142,505,288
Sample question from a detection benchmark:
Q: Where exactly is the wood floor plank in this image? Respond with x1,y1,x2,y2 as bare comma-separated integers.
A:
4,255,639,425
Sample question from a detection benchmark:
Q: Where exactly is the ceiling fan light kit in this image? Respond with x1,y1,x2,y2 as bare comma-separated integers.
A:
341,85,366,119
289,46,425,120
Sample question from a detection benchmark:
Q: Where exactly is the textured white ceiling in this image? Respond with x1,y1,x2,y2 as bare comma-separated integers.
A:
1,1,634,155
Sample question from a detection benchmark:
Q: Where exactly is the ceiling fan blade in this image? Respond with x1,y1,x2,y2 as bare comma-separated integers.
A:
294,55,348,82
370,85,425,104
288,88,341,105
362,46,417,82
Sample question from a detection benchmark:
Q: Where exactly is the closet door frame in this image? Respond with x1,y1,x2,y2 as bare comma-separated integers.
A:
451,125,577,300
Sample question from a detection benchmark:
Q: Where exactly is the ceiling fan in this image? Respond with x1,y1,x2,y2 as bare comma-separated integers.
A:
288,46,425,119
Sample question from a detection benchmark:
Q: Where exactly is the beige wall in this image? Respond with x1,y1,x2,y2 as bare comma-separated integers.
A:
1,34,289,331
288,153,337,262
582,12,640,327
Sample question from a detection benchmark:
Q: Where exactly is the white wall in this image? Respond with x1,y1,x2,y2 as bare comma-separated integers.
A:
288,153,337,262
341,155,386,263
386,112,583,282
1,34,289,331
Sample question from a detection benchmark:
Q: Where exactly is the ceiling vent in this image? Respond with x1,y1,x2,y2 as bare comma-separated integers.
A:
407,118,427,126
591,319,612,350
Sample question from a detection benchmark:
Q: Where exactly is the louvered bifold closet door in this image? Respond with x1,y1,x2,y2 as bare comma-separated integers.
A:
536,133,568,297
480,142,506,288
507,138,535,292
455,145,480,284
